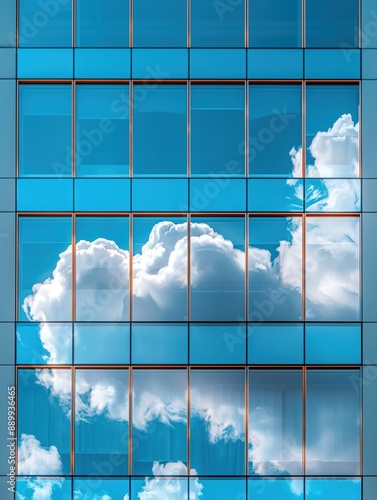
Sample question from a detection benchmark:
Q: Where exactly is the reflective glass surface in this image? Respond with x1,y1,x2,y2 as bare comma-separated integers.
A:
249,0,302,47
249,217,302,321
133,84,187,176
76,84,130,177
306,370,360,475
75,217,130,322
75,369,129,475
132,323,188,364
249,85,302,178
249,370,303,475
190,217,245,321
191,84,245,176
133,0,187,47
19,85,72,177
190,369,245,475
18,217,72,321
74,323,130,364
76,0,129,47
132,369,187,474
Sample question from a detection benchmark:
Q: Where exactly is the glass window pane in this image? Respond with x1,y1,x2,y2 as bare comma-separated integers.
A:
191,0,245,47
19,85,72,177
18,369,71,475
132,323,188,364
305,179,361,212
19,217,72,322
248,478,303,499
133,84,187,176
191,217,245,321
76,85,129,177
75,369,129,475
306,370,360,475
132,217,187,321
249,370,303,475
17,323,72,365
132,370,187,475
190,324,246,364
193,477,245,499
306,85,359,178
133,0,187,47
305,217,360,321
19,0,72,47
249,85,302,178
249,0,302,47
249,217,302,321
74,478,129,499
75,217,130,321
248,324,304,364
305,479,361,500
248,179,304,212
131,477,188,499
191,84,245,176
76,0,129,47
74,323,130,364
306,0,359,48
190,369,245,475
305,324,361,365
17,478,72,499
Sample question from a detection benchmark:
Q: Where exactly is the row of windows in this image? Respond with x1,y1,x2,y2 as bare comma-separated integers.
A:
18,215,360,323
18,368,361,476
18,0,359,49
15,476,362,500
19,83,360,178
16,322,362,366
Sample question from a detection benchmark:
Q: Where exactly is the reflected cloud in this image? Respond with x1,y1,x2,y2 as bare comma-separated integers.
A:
18,434,62,476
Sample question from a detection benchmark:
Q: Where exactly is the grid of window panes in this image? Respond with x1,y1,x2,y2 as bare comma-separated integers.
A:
15,0,362,499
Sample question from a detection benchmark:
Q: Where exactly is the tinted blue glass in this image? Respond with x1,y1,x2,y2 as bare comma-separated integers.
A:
132,179,188,212
19,217,72,322
305,179,361,212
305,324,361,364
132,323,188,364
17,48,73,78
305,217,360,321
17,323,72,365
248,324,304,364
74,323,130,364
190,48,246,78
249,0,301,47
75,369,129,474
249,85,302,177
248,478,303,499
133,85,187,176
306,479,361,500
249,370,302,475
306,370,360,475
74,48,131,78
131,478,188,499
17,478,72,499
132,369,187,474
75,179,131,211
133,0,187,47
132,217,187,321
19,0,72,47
75,217,130,322
306,85,359,178
249,217,302,321
191,85,245,176
191,0,245,47
306,0,359,48
190,324,246,364
18,369,71,475
190,179,246,212
17,179,73,212
248,179,303,212
74,478,130,499
190,217,245,321
76,0,129,47
76,85,129,177
190,369,245,475
19,85,72,177
305,49,361,79
194,478,246,499
247,49,303,79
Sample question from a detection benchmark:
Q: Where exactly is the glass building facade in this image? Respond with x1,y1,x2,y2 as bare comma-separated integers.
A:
0,0,376,499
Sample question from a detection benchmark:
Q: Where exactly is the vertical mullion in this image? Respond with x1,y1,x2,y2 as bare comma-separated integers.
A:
129,213,133,323
71,366,75,476
302,213,306,323
303,366,306,476
245,367,249,476
187,366,191,475
129,366,133,475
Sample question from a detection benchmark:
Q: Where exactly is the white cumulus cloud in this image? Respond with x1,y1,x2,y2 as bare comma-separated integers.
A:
18,434,62,476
